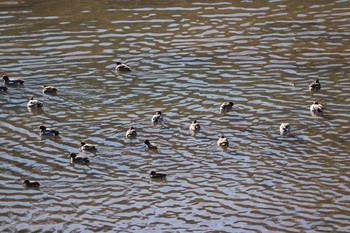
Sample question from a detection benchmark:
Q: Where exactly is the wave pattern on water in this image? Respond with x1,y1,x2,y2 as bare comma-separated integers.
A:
0,0,349,232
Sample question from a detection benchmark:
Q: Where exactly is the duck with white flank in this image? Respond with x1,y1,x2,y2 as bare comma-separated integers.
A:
39,125,60,137
126,127,137,139
27,97,43,108
42,85,58,94
151,111,163,124
2,75,24,85
149,171,166,179
69,152,90,164
144,140,158,150
220,101,234,113
189,120,201,136
279,123,291,135
115,61,131,72
310,101,324,116
217,135,229,148
309,79,321,91
80,142,97,151
23,180,40,188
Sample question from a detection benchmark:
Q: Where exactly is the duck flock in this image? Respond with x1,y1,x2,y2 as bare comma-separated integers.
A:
1,62,324,188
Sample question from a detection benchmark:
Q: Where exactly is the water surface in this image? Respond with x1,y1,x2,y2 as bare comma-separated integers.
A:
0,0,349,232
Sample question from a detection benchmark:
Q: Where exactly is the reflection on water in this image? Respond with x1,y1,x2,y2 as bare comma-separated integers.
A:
1,0,349,232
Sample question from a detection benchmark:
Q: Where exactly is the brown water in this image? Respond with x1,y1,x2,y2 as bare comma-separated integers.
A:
1,0,349,232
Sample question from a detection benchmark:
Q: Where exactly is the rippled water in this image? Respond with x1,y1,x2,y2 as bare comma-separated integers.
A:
1,0,349,232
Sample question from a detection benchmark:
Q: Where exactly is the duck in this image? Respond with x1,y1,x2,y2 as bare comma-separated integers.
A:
149,171,167,179
217,135,229,147
151,111,163,124
189,120,201,136
125,127,137,139
310,101,324,116
279,123,291,135
80,142,97,151
0,86,7,91
220,101,234,113
309,79,321,91
39,125,60,137
42,85,58,94
69,152,90,164
23,180,40,188
27,97,43,108
2,75,24,85
115,61,131,72
144,140,157,150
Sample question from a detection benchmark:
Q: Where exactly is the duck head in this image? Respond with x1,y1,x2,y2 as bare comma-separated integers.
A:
23,180,30,185
2,75,9,81
69,152,77,158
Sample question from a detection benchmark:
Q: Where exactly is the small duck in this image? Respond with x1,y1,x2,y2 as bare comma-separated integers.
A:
310,101,324,116
23,180,40,188
115,61,131,72
279,123,291,135
217,135,229,147
126,127,137,139
144,140,158,150
151,111,163,124
39,125,60,137
42,85,58,94
0,86,7,91
27,97,43,108
309,79,321,91
220,101,234,113
189,120,201,136
69,152,90,164
2,75,24,85
149,171,167,179
80,142,97,151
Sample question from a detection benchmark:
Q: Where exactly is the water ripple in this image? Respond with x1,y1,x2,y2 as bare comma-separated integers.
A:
0,0,349,232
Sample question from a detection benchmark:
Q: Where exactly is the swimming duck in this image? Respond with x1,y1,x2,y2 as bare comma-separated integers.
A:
189,120,201,136
23,180,40,188
144,140,158,150
80,142,97,151
0,86,7,91
151,111,163,124
217,135,229,147
39,125,60,137
126,127,137,139
115,62,131,72
42,85,58,94
2,75,24,85
69,152,90,164
279,123,291,135
309,79,321,91
220,101,234,113
310,101,324,116
27,97,43,108
149,171,167,179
